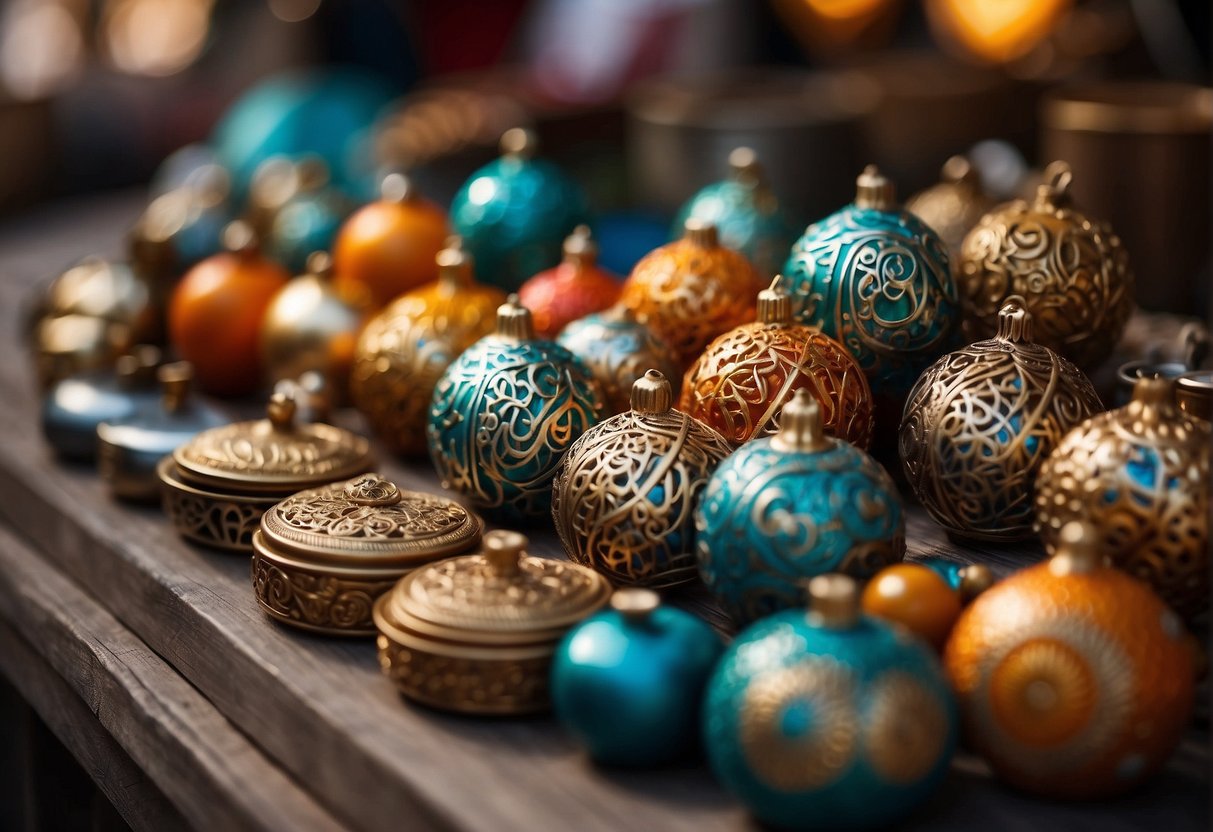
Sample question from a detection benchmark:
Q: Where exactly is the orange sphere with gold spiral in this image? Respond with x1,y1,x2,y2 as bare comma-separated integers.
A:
944,522,1194,800
620,219,764,369
518,225,621,338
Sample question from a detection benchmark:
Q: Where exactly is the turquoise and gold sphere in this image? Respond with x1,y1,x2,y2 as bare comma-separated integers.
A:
704,574,957,831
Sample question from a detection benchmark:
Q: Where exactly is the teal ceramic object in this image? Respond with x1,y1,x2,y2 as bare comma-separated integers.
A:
427,297,604,523
703,575,957,831
782,166,958,397
695,391,905,626
449,129,588,291
551,589,723,767
674,148,793,278
269,189,352,273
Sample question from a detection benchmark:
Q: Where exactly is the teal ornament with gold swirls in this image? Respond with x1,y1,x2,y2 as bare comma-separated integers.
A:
704,574,957,831
695,390,904,626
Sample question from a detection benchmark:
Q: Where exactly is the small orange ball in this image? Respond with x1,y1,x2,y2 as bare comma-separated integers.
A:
518,226,620,338
861,563,961,650
332,174,448,308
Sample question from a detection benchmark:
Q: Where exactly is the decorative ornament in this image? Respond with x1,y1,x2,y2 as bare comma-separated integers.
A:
551,588,723,767
959,160,1134,370
900,301,1102,541
705,574,957,831
674,147,794,279
905,155,994,267
695,390,904,626
1036,376,1210,624
168,221,290,397
333,173,449,308
517,225,621,338
944,521,1195,799
268,165,353,273
620,219,763,369
783,165,959,398
860,563,962,650
552,370,732,588
449,128,589,291
427,295,605,523
351,238,505,457
680,276,873,447
918,558,997,604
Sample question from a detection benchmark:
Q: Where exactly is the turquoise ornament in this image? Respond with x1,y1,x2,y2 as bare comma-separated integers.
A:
704,574,957,831
427,295,604,523
695,390,905,626
551,589,723,767
269,188,352,273
782,165,959,397
449,128,589,291
674,147,793,278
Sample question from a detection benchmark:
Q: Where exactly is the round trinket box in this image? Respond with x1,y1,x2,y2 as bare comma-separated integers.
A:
374,530,612,715
159,390,375,551
252,474,483,636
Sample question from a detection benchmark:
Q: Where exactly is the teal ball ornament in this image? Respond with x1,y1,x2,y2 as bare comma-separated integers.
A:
782,165,959,397
450,128,589,291
674,147,794,279
704,575,958,831
269,188,352,273
427,295,605,523
551,589,723,767
695,390,905,626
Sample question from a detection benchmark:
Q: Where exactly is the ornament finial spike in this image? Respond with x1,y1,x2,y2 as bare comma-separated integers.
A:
630,369,673,414
682,218,718,248
158,361,192,414
994,300,1034,343
496,295,535,340
611,588,660,623
942,155,977,186
806,574,859,629
436,238,473,287
222,220,257,255
855,164,895,210
772,390,829,453
500,127,536,159
380,172,415,204
483,530,527,577
756,274,792,325
1050,521,1102,576
562,224,597,266
728,146,762,185
958,564,995,603
1036,160,1073,208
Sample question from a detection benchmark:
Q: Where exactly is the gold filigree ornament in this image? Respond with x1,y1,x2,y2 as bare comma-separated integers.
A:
958,160,1135,370
905,155,994,268
159,389,376,551
1035,376,1210,624
900,301,1102,541
373,530,611,714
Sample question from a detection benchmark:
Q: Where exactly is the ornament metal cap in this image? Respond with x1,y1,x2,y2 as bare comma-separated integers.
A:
728,146,763,186
771,390,830,453
222,220,258,255
682,217,719,248
958,564,995,603
806,573,860,629
380,172,415,203
611,588,660,623
1049,521,1102,576
305,251,333,279
855,164,895,211
756,275,792,325
496,294,535,340
562,225,597,267
941,155,980,187
158,361,193,414
115,345,161,389
1034,160,1074,209
500,127,536,159
483,529,527,577
436,236,474,287
994,300,1034,343
630,369,673,414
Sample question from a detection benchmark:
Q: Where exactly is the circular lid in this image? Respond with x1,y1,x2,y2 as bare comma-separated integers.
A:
259,474,483,566
173,391,374,492
386,530,611,640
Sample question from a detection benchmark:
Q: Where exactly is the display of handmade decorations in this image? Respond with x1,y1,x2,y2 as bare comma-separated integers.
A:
695,390,904,625
517,225,621,338
1035,376,1210,624
783,165,959,398
704,574,957,831
551,588,723,767
619,219,764,369
900,301,1102,541
958,160,1135,370
905,155,994,267
427,295,604,523
679,276,874,447
552,370,732,587
351,238,505,457
945,521,1196,799
673,146,794,279
861,563,968,650
449,128,589,291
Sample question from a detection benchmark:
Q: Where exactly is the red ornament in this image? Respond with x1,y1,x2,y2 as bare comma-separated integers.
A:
518,226,621,338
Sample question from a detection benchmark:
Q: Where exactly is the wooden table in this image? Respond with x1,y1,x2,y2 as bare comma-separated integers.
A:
0,194,1207,832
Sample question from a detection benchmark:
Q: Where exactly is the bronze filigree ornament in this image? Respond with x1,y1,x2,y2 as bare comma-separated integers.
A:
552,370,733,587
905,155,994,267
679,276,874,447
958,160,1135,370
900,302,1102,541
1035,377,1210,624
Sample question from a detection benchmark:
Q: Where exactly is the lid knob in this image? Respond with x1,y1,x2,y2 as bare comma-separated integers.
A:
500,127,536,160
562,225,597,267
958,564,995,603
995,300,1034,343
342,474,402,507
496,295,535,340
1035,160,1073,209
222,220,258,255
806,574,859,630
756,275,792,325
1049,521,1102,576
630,369,673,414
380,172,415,204
159,361,193,414
483,530,527,578
682,218,718,249
611,588,660,624
855,165,895,211
306,251,333,280
437,236,474,288
728,146,763,187
771,390,830,453
267,390,298,431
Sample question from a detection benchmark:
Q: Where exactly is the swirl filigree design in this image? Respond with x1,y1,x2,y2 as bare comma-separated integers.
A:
680,321,874,446
252,556,394,634
551,408,733,587
863,671,950,785
557,312,681,415
959,199,1134,369
427,334,605,522
695,440,904,625
175,418,372,486
161,485,269,551
783,206,958,394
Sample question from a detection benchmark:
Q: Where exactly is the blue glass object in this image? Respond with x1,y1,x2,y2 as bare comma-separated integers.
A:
782,166,958,397
269,189,352,273
42,369,158,462
551,589,723,766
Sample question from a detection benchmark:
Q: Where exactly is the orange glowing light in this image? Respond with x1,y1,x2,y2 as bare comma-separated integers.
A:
926,0,1072,64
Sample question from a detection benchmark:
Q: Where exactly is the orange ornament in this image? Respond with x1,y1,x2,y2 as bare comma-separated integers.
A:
944,522,1195,799
517,226,621,338
619,219,763,369
169,222,290,397
861,563,961,650
332,173,448,308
